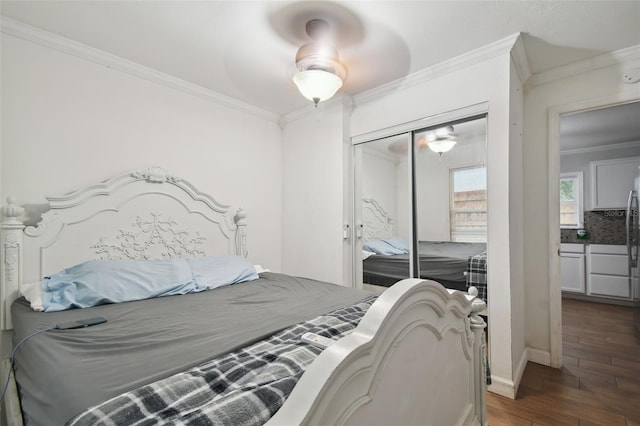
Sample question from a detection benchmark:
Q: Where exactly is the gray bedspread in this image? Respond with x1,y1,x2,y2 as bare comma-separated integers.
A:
68,296,378,426
363,241,486,289
11,272,371,426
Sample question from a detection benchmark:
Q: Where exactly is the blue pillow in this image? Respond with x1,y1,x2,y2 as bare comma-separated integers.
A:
383,236,410,253
41,256,258,312
363,240,405,256
188,256,259,290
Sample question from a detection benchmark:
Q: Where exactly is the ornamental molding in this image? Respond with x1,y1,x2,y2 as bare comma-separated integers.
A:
91,213,207,260
131,167,180,184
1,196,24,224
24,211,57,237
3,235,18,282
362,197,394,241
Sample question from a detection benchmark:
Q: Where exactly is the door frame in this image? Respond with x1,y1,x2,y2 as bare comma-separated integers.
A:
548,93,640,368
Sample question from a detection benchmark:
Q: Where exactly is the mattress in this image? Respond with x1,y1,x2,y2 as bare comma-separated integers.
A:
11,272,371,426
363,241,486,290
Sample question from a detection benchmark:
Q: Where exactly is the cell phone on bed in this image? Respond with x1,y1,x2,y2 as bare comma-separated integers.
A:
54,316,107,330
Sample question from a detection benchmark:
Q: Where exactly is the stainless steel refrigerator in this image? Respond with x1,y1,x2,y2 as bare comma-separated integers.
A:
627,175,640,332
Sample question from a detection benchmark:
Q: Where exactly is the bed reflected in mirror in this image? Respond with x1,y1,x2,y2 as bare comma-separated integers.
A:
413,116,488,294
357,134,412,291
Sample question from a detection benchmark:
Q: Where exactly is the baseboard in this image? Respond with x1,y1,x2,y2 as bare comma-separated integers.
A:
512,350,528,396
487,350,529,399
488,375,516,399
526,347,551,366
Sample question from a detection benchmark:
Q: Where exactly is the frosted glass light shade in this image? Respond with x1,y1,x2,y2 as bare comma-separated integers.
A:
293,69,343,106
427,140,457,153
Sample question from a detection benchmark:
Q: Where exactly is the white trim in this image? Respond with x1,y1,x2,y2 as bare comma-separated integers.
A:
487,349,528,400
526,347,551,366
0,17,280,123
561,140,640,156
487,376,516,399
351,103,488,145
530,44,640,87
353,34,521,106
512,349,528,397
511,34,532,85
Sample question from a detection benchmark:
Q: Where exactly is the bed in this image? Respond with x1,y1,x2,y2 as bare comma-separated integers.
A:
362,197,488,295
0,167,488,425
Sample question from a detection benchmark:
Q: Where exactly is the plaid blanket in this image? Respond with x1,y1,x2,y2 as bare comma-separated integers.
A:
466,250,487,303
67,295,378,426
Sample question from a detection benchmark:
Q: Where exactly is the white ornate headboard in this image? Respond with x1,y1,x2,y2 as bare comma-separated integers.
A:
362,197,394,241
0,167,247,330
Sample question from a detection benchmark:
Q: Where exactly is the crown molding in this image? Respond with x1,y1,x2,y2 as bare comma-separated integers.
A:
561,140,640,156
353,33,521,106
1,17,280,123
511,34,532,85
529,44,640,87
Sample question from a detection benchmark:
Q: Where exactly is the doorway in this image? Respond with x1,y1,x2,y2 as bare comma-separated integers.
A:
550,98,640,366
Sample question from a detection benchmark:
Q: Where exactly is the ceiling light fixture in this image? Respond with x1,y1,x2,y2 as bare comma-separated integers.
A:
426,125,457,156
293,19,346,107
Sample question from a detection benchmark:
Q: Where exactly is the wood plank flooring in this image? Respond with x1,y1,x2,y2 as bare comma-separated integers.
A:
487,298,640,425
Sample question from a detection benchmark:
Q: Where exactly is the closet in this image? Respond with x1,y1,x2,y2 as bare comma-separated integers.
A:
352,113,488,295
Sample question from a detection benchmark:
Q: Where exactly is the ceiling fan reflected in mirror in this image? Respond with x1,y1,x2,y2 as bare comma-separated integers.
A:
424,125,457,156
292,19,347,107
387,125,458,156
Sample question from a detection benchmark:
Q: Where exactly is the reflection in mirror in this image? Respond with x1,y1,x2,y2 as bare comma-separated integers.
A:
413,116,487,292
356,116,488,300
358,134,412,288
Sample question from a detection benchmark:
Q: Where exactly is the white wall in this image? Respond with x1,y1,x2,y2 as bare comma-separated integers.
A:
1,34,284,270
523,49,640,365
280,99,350,285
350,49,524,398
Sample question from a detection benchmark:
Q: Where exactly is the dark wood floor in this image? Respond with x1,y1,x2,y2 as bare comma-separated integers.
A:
487,298,640,426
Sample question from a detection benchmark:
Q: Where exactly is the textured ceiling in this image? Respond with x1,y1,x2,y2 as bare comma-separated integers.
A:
2,0,639,117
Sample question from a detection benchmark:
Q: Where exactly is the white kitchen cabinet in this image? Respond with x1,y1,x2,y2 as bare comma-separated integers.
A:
590,157,640,210
560,243,585,293
587,244,632,299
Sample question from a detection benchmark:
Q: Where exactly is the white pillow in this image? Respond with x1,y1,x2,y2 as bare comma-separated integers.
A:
362,250,376,260
20,281,44,311
254,265,271,273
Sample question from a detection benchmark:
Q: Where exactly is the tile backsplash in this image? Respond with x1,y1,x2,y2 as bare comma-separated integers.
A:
561,210,627,245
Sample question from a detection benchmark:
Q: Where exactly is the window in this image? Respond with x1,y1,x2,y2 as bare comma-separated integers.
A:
450,166,487,242
560,172,583,228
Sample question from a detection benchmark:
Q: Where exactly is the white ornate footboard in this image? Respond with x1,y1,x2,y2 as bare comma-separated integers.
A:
269,279,487,426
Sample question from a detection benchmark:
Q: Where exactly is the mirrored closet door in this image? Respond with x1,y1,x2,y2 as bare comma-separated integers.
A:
354,114,487,298
355,133,413,290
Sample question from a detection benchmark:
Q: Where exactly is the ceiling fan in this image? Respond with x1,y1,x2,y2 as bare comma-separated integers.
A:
292,19,346,107
267,1,410,108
